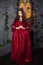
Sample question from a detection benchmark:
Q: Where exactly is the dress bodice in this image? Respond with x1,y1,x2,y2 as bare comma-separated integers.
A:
14,21,23,27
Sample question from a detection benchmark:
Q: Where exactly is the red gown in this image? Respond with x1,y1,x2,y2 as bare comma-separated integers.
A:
11,20,32,64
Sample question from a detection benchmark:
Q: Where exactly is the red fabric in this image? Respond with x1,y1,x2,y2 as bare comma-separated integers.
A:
11,21,32,64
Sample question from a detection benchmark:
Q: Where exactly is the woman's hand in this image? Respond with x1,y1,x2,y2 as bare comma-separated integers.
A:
22,27,26,29
18,26,23,28
16,26,26,29
19,26,25,29
16,27,20,29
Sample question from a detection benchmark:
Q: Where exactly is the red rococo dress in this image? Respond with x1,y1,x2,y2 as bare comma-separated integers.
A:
11,20,32,64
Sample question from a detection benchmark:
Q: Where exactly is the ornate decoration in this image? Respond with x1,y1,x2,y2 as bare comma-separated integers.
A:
19,0,31,19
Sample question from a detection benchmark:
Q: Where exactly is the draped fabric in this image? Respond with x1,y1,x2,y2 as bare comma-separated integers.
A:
11,20,32,64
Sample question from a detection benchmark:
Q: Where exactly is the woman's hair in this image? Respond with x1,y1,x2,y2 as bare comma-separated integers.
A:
14,8,28,27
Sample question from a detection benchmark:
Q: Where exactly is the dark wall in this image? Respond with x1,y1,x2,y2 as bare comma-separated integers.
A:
0,0,43,56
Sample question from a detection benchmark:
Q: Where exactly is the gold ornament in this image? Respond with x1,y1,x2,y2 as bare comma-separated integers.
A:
19,0,31,18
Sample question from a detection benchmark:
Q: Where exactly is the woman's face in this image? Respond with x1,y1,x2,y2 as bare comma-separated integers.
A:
18,11,22,17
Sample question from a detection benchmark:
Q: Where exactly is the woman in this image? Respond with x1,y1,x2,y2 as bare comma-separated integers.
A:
11,8,32,65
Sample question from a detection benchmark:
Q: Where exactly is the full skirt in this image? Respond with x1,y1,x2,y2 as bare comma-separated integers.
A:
11,29,32,63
